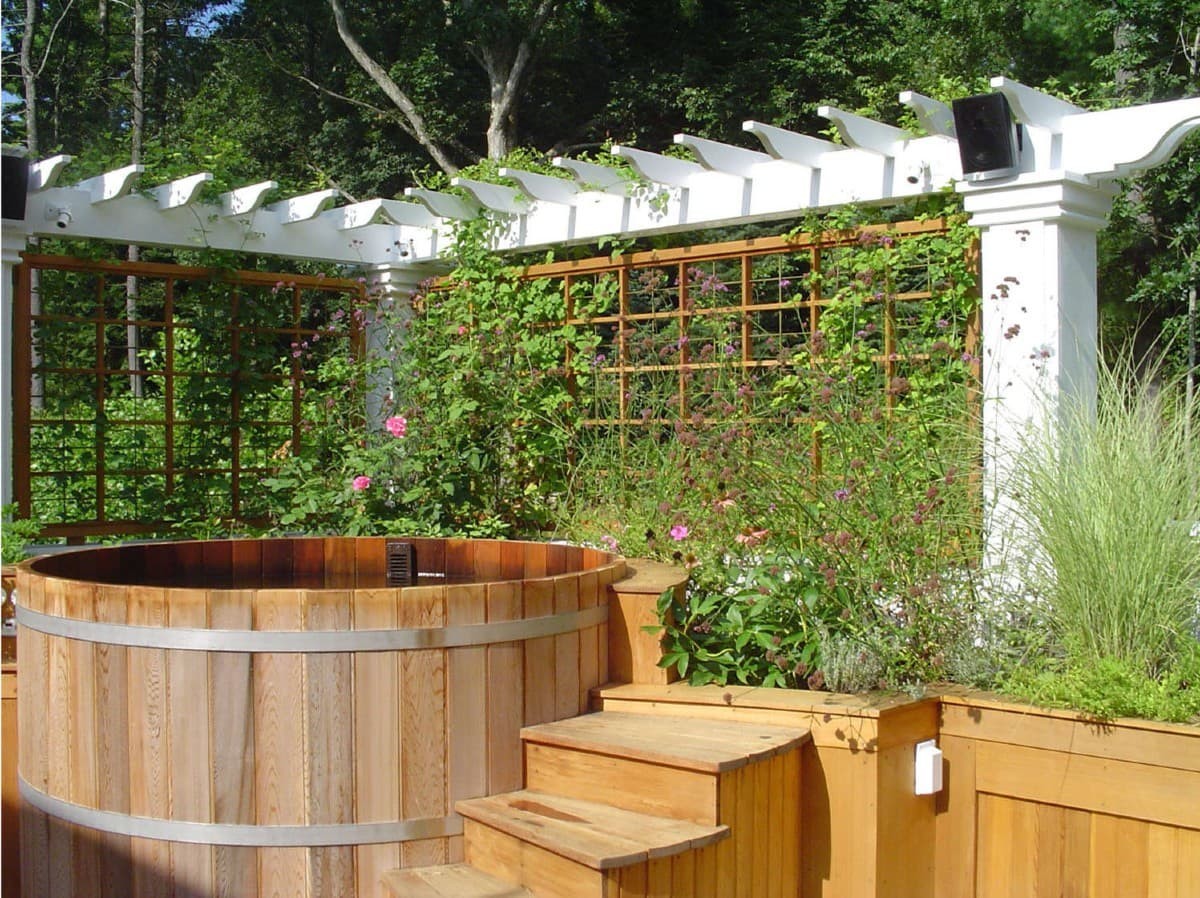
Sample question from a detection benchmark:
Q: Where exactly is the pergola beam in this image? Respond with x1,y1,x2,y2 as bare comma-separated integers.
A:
6,81,1197,274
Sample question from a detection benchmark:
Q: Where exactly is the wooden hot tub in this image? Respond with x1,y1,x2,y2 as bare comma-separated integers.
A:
16,536,625,897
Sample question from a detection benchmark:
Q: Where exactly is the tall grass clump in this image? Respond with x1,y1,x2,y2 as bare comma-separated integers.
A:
1013,354,1200,683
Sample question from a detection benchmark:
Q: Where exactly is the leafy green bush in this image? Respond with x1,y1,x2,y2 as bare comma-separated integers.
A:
2,505,45,564
263,213,602,536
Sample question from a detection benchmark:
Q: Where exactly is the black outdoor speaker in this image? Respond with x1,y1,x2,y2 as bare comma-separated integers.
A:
951,93,1021,183
1,150,30,221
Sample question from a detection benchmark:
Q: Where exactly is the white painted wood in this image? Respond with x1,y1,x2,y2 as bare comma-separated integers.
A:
28,155,73,191
899,92,956,138
499,167,581,206
154,173,213,210
330,198,438,230
405,187,480,221
552,157,629,193
612,145,705,187
673,134,772,177
76,164,144,203
1060,98,1200,177
819,106,910,156
270,189,339,224
991,76,1084,131
451,178,531,215
220,181,278,216
742,121,845,166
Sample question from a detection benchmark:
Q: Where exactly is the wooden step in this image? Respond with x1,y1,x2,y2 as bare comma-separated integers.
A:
522,711,810,773
381,863,533,898
521,711,810,824
456,790,728,871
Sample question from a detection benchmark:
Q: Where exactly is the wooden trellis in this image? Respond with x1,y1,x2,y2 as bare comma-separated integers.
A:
11,256,366,537
521,221,979,440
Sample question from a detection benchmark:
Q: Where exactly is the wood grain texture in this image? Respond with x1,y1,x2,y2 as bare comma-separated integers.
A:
400,586,448,868
975,739,1199,829
353,587,402,896
64,583,100,891
487,582,525,795
933,732,976,898
1,665,20,898
553,577,581,719
92,584,132,898
16,573,50,897
522,580,556,727
208,589,258,898
447,584,489,814
126,586,170,898
607,590,674,686
253,588,307,897
523,741,718,824
304,589,355,896
577,571,600,712
166,588,214,896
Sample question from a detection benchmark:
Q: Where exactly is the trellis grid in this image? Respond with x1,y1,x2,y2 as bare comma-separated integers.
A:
524,219,980,444
13,255,366,538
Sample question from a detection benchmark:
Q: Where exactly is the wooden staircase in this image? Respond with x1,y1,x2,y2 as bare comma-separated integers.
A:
382,711,809,898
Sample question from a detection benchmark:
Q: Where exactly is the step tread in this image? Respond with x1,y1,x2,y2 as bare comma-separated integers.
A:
456,789,728,871
521,711,810,773
381,863,534,898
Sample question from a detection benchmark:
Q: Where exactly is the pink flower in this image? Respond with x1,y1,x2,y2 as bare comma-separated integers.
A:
458,325,468,335
352,475,371,491
600,535,619,553
385,415,407,438
669,524,689,541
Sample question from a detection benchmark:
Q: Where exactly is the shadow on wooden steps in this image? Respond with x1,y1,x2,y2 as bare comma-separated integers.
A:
383,711,810,898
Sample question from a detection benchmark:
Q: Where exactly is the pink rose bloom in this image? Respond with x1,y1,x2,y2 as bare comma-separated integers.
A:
385,415,407,438
352,475,371,491
669,524,689,541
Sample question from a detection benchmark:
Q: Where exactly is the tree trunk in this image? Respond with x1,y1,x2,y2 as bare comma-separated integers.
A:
20,0,40,155
327,0,460,175
126,0,145,398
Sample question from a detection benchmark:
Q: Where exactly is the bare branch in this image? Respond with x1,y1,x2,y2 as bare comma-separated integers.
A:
327,0,459,175
35,0,78,78
260,45,405,126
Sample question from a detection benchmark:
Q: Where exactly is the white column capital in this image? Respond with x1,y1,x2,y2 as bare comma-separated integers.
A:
363,261,445,301
959,172,1118,232
2,229,28,266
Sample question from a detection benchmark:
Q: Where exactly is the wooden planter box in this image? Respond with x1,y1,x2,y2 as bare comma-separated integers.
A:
933,690,1200,898
593,683,1200,898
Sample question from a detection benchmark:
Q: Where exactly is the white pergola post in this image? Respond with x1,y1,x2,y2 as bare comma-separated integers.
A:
362,262,444,426
962,175,1116,572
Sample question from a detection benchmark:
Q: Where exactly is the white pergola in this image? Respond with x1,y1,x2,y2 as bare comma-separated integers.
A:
3,77,1198,566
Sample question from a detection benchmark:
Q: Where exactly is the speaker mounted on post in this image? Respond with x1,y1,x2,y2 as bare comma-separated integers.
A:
951,93,1022,183
1,148,30,221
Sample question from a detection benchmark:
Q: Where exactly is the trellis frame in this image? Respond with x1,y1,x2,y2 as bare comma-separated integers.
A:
11,255,366,537
522,220,979,435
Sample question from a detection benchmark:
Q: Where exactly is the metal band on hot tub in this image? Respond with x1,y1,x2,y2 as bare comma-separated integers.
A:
19,777,461,846
15,602,609,653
